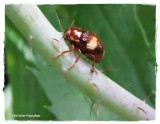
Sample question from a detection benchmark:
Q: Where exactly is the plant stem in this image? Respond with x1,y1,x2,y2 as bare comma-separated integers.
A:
5,4,155,120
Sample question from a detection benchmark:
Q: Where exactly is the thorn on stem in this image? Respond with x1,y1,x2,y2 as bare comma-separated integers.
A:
143,91,155,103
28,35,33,51
89,100,100,120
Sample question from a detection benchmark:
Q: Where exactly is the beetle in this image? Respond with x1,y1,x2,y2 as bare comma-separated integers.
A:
53,11,105,73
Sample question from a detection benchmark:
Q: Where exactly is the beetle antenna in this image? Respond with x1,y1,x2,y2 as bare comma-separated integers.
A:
70,20,75,27
53,9,63,32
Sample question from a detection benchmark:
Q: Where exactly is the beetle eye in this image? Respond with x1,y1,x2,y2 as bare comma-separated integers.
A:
64,29,71,39
66,33,69,39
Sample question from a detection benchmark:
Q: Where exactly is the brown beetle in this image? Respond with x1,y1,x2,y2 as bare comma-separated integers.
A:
54,26,105,73
53,11,105,73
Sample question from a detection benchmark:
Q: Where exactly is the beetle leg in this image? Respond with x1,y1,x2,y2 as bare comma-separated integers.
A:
91,57,98,74
68,49,81,71
52,43,74,60
84,53,98,74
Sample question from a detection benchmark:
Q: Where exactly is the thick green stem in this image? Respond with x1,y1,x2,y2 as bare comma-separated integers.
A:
5,4,155,120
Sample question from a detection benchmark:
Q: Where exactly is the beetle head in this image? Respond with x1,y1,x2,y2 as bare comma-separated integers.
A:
63,28,71,40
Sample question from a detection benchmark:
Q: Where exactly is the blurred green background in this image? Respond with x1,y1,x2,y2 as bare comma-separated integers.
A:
5,4,156,120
